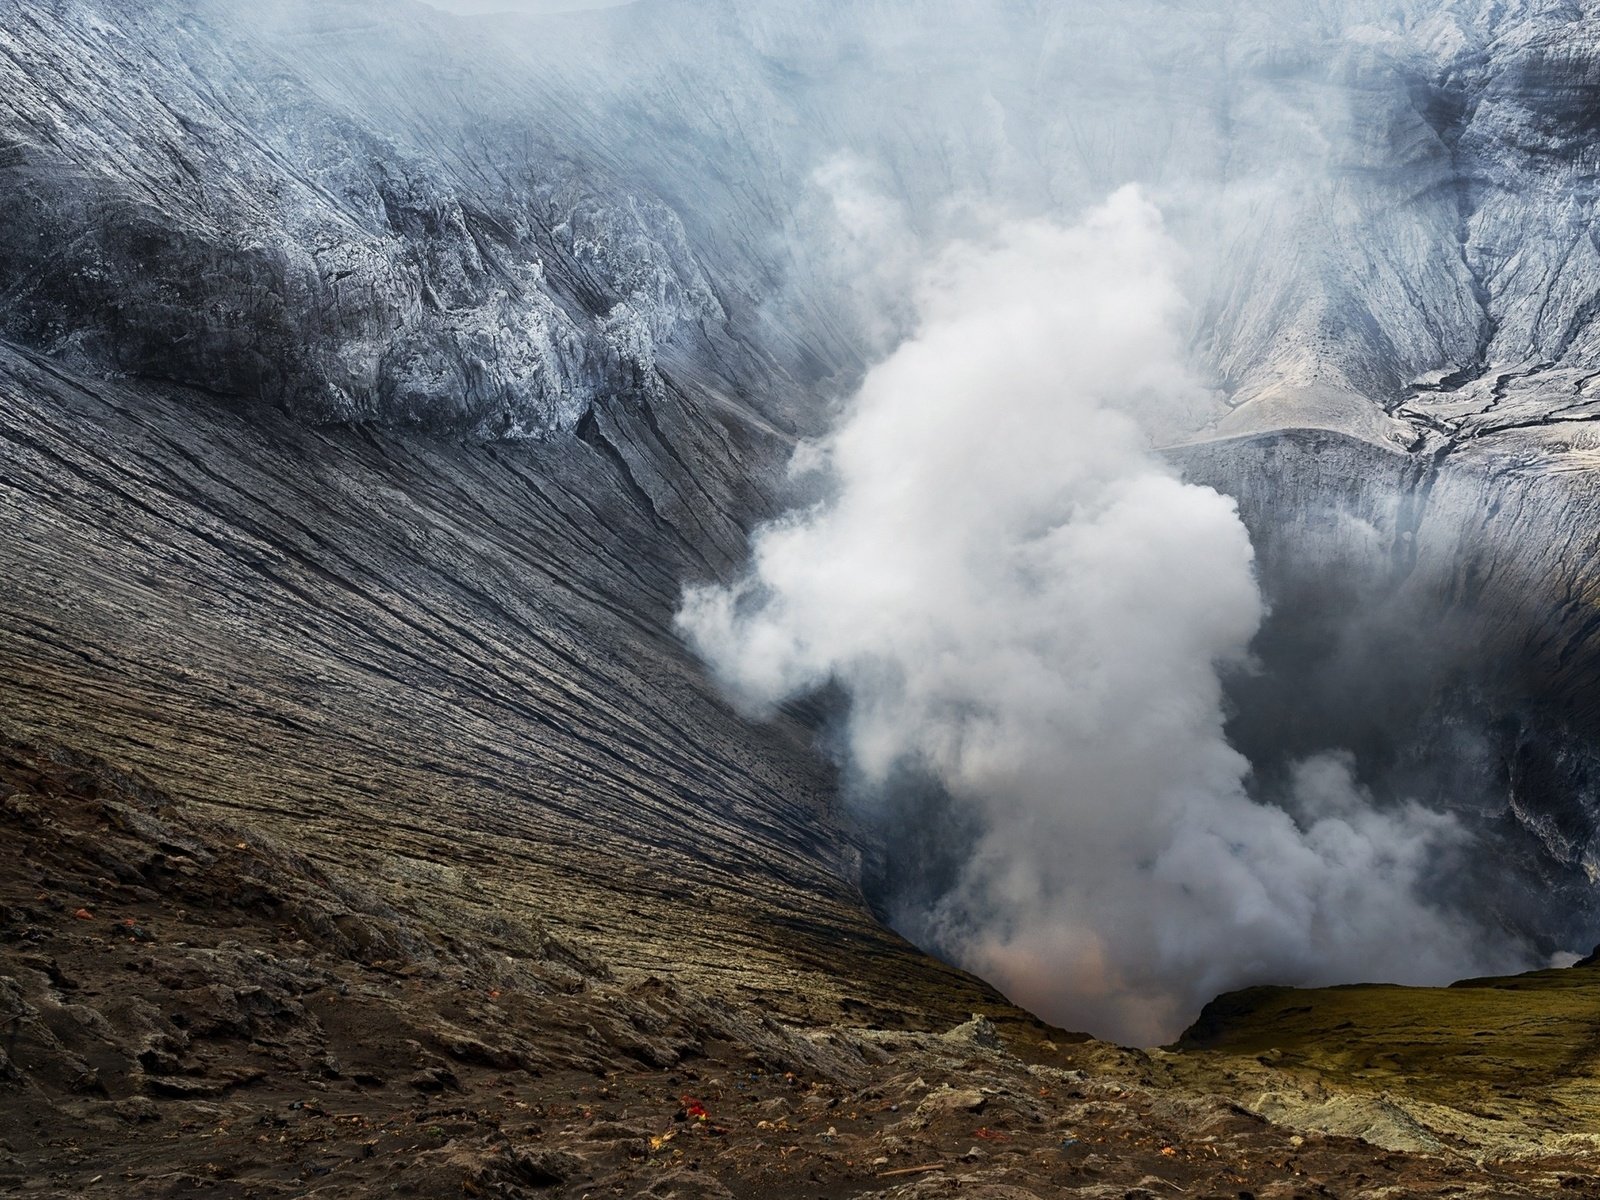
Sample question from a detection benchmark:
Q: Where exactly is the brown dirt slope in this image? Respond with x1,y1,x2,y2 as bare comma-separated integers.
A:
6,739,1597,1199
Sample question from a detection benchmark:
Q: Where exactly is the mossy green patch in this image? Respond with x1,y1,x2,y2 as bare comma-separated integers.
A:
1172,963,1600,1136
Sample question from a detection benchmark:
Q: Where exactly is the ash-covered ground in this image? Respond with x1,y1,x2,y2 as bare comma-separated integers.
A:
7,739,1599,1200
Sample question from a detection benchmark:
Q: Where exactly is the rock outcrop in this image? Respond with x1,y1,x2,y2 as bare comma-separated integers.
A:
2,739,1586,1196
9,0,1600,447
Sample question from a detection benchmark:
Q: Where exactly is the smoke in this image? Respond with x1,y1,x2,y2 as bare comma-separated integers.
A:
420,0,631,14
679,185,1528,1044
799,155,922,355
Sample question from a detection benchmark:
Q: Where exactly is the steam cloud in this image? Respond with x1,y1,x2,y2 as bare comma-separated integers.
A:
680,186,1522,1044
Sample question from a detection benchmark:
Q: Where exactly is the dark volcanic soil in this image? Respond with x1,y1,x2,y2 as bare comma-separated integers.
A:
4,740,1595,1200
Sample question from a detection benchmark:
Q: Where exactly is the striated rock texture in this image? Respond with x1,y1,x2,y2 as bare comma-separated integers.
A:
9,0,1600,445
0,336,929,1019
1174,419,1600,956
0,0,753,436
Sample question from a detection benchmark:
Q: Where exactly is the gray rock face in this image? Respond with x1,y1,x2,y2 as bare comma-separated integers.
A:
0,336,965,1019
8,0,1600,450
1176,421,1600,950
0,0,745,436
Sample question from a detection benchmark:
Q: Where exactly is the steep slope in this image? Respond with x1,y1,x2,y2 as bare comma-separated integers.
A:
1175,419,1600,958
0,337,991,1025
11,0,1600,445
0,0,754,437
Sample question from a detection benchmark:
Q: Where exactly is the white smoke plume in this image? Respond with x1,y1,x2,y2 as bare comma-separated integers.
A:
798,155,924,356
679,186,1523,1045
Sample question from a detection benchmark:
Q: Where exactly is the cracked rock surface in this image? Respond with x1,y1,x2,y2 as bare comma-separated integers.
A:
12,0,1600,444
4,740,1594,1198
